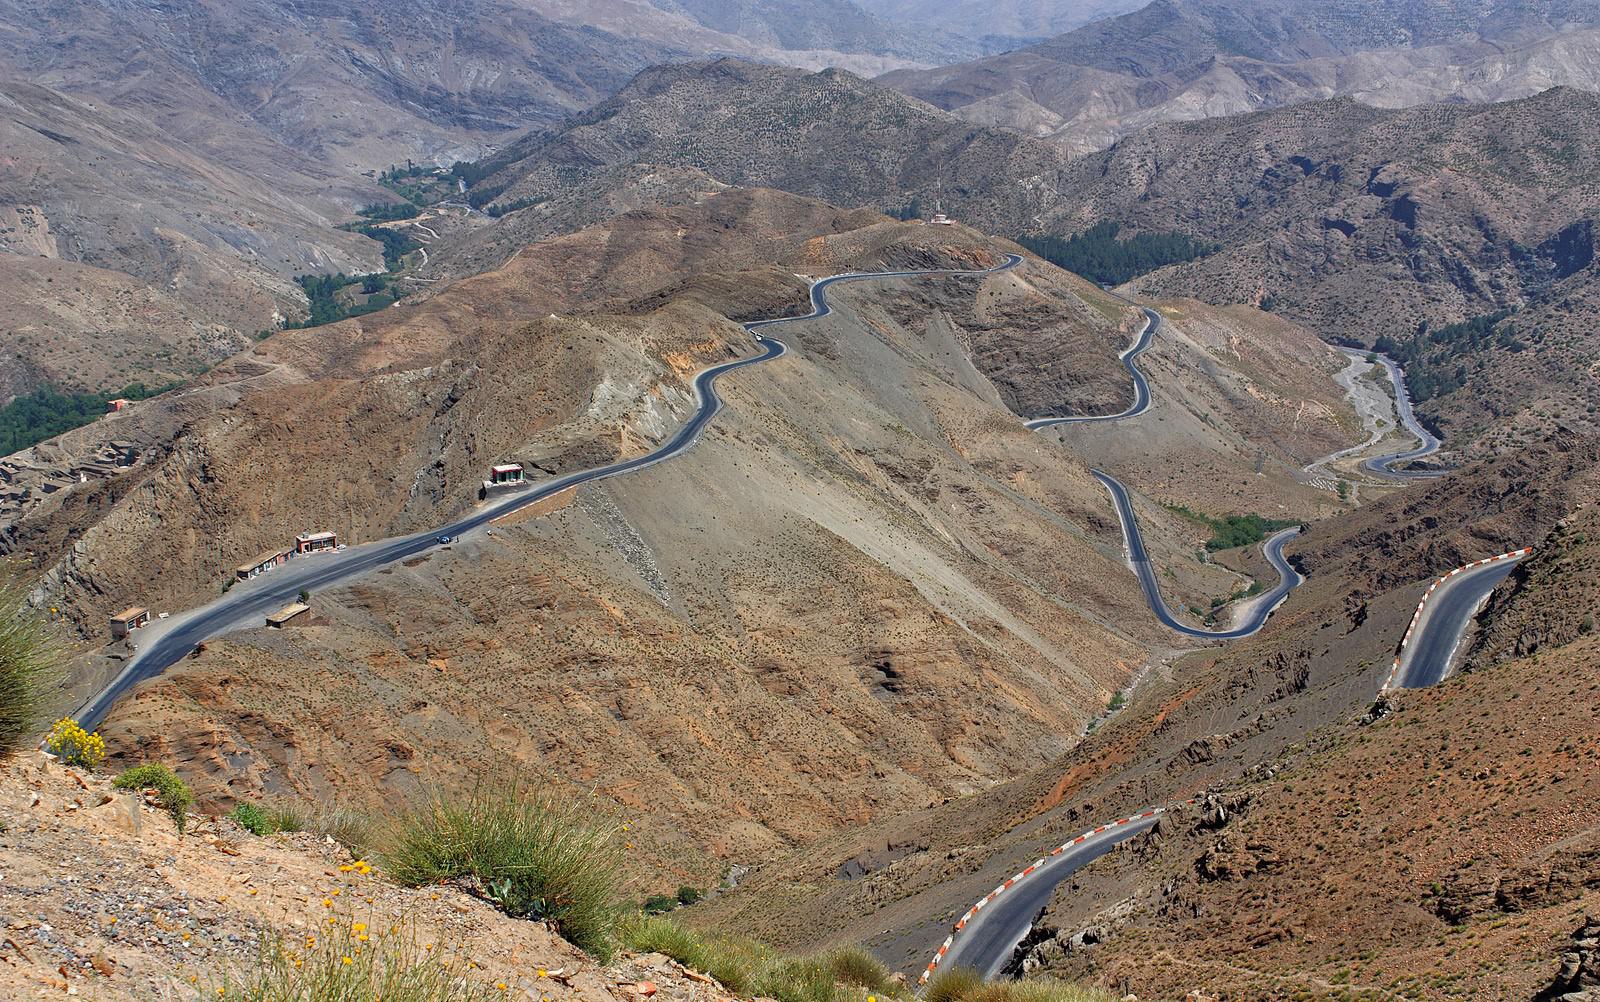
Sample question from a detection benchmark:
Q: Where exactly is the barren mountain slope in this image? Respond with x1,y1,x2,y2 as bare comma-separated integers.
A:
0,81,385,400
465,59,1072,233
1038,299,1355,517
23,188,1352,892
1022,631,1600,1001
37,196,1162,882
1046,89,1600,450
690,430,1599,986
880,0,1600,155
0,0,692,171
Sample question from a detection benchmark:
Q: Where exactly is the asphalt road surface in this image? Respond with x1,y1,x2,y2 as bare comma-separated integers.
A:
72,254,1023,730
1393,556,1524,689
1025,308,1157,429
1093,470,1302,640
937,816,1160,979
1352,349,1445,480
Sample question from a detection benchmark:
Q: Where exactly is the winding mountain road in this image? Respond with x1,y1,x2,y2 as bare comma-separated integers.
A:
71,255,1023,731
1025,307,1157,430
1094,471,1302,640
924,326,1515,990
1025,305,1302,641
1349,349,1445,479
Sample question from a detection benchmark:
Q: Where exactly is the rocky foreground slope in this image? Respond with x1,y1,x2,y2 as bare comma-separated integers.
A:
0,753,737,1002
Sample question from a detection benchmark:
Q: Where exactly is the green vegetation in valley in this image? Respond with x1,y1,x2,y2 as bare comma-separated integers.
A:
288,269,408,329
1375,308,1519,403
485,196,547,218
0,381,184,456
356,202,422,222
642,885,703,914
0,575,61,755
1018,223,1219,286
1167,504,1299,551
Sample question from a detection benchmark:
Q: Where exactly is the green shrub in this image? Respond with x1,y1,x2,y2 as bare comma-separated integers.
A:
643,894,678,914
676,885,702,906
925,968,1118,1002
381,778,622,961
231,801,274,835
114,763,195,834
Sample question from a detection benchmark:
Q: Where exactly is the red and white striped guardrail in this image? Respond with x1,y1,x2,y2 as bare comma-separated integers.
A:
918,799,1198,986
1380,547,1533,692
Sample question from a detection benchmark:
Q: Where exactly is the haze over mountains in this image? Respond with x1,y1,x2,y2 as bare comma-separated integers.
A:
882,0,1600,153
3,1,1600,1001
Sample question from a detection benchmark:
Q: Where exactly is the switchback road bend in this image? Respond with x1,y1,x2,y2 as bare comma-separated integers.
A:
73,254,1024,730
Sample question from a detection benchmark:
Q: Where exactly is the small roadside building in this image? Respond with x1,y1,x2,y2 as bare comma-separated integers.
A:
109,607,150,640
489,463,525,485
236,547,291,581
295,531,338,554
105,398,131,414
266,603,311,628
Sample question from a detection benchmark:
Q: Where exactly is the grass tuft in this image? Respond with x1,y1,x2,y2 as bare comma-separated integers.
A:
0,577,62,756
925,966,1120,1002
619,915,909,1002
381,778,621,961
822,945,896,993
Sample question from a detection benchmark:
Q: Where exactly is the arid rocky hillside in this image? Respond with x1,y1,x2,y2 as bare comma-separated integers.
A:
1041,89,1600,450
463,59,1072,233
880,0,1600,155
6,187,1355,891
0,81,385,401
0,753,759,1002
692,429,1600,997
854,0,1142,51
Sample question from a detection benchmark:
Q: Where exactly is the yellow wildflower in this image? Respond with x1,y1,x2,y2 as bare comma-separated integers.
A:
341,956,353,965
352,923,367,933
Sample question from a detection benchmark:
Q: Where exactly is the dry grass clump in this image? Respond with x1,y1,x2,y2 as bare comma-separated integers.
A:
199,918,494,1002
925,967,1119,1002
620,915,901,1002
0,576,61,755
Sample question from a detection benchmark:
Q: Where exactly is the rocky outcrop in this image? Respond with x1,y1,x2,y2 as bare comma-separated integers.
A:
1538,915,1600,1002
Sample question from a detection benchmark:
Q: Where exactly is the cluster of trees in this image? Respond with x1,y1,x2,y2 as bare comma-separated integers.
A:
355,202,420,222
1203,513,1299,551
287,273,400,329
1374,309,1518,402
485,196,546,218
0,381,181,455
1018,223,1219,286
357,225,422,271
